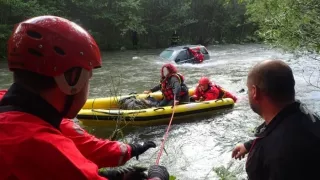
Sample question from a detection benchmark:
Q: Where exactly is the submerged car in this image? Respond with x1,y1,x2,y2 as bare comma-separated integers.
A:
159,45,210,64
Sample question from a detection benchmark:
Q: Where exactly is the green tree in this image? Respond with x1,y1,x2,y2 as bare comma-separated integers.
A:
244,0,320,52
0,0,259,59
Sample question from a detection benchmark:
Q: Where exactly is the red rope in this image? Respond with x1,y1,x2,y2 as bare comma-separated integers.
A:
155,97,177,165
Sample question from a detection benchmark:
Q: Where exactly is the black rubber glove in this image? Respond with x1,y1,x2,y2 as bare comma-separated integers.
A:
99,166,148,180
129,141,156,160
147,165,169,180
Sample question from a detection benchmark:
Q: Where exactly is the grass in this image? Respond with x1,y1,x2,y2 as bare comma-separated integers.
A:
90,74,142,141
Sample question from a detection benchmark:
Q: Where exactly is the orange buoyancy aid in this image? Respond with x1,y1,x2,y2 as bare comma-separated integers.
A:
160,73,187,100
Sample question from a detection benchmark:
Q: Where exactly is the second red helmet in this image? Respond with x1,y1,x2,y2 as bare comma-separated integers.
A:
199,77,211,85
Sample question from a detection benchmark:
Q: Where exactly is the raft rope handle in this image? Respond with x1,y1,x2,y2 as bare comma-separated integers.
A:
155,96,177,165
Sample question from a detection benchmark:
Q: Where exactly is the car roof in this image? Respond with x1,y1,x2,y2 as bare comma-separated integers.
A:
164,45,206,51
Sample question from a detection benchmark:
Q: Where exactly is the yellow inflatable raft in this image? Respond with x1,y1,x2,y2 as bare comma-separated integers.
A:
77,89,235,126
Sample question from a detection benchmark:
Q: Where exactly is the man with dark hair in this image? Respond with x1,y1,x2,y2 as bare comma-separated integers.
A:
232,59,320,180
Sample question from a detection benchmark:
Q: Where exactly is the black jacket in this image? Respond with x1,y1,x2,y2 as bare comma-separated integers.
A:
244,101,320,180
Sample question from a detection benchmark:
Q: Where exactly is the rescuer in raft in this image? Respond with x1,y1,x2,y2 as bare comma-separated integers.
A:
190,77,238,102
144,63,189,106
0,15,169,180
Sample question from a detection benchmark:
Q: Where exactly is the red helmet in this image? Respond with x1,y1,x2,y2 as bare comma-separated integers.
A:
199,77,211,85
7,16,102,95
161,63,178,77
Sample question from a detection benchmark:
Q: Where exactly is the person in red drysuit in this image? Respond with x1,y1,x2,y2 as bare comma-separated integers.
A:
185,47,204,63
194,47,204,63
144,63,189,106
191,77,238,102
0,16,169,180
0,88,155,169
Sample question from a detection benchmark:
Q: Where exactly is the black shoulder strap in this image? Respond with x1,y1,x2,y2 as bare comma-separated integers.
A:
215,85,225,99
0,105,24,113
171,73,182,84
0,104,61,130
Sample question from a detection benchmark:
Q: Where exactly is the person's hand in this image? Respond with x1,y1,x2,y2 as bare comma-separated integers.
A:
232,96,238,102
232,143,248,160
99,166,147,180
143,90,151,94
129,141,156,160
189,96,196,102
148,165,169,180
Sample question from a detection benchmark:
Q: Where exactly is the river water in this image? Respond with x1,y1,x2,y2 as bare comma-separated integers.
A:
0,44,319,179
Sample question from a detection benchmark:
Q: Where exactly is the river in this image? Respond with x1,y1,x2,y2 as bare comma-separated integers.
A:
0,43,319,180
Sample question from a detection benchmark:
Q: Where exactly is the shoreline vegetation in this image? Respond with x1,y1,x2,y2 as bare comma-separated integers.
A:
0,0,259,60
1,0,319,59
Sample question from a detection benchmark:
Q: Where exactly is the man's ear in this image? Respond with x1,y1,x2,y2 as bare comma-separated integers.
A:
252,85,258,101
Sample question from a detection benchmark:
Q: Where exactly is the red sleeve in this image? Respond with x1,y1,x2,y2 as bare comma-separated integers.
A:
0,89,7,98
60,119,132,168
215,85,238,102
15,132,106,180
192,87,201,100
195,54,200,62
224,91,238,102
190,49,197,56
199,54,204,61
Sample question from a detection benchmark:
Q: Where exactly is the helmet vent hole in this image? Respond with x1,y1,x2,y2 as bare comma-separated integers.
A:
54,46,65,55
26,30,42,39
28,48,43,57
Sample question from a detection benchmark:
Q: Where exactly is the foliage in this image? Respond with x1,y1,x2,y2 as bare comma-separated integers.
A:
3,0,319,57
243,0,320,53
0,0,258,58
213,166,238,180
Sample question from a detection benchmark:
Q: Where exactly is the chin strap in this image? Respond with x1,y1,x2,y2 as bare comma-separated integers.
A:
60,95,74,117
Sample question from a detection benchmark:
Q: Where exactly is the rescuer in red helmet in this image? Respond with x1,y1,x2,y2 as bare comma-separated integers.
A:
184,47,204,63
0,89,157,170
0,16,169,180
191,77,237,102
144,63,189,106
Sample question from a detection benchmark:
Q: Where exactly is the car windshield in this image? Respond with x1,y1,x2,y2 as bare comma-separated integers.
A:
200,47,208,54
160,50,174,59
